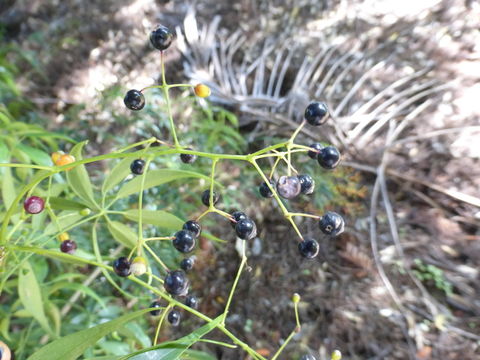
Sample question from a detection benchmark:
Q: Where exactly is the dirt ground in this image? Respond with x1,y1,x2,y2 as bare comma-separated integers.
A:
2,0,479,359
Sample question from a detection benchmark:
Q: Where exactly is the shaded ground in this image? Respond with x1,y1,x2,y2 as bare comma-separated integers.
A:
2,0,479,359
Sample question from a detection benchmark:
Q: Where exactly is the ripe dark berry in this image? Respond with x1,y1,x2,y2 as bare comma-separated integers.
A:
24,196,45,214
124,89,145,111
308,142,324,159
230,211,248,228
113,257,131,277
130,159,146,175
298,174,315,195
276,175,301,199
180,257,194,271
149,300,162,316
317,146,341,170
185,295,198,309
180,148,197,164
150,25,173,51
182,220,201,238
164,270,189,295
300,355,317,360
167,309,181,326
235,218,257,240
60,240,77,254
319,211,345,236
201,189,219,207
259,180,275,198
298,238,319,258
304,101,329,126
173,230,196,253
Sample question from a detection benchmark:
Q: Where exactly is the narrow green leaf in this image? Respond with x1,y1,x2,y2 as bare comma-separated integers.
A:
123,210,183,230
0,141,9,162
48,197,87,211
107,220,137,248
18,261,54,337
102,158,132,194
47,282,106,309
1,167,16,208
66,141,98,209
27,308,152,360
44,212,84,236
17,144,52,166
116,169,214,199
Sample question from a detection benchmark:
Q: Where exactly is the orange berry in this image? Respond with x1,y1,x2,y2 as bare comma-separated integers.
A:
51,151,64,164
194,84,211,98
55,154,76,170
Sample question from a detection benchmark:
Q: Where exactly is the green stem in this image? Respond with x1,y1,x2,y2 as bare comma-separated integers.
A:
136,157,152,256
160,51,180,148
222,240,247,324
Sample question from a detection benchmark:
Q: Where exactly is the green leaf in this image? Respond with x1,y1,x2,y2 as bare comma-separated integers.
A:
183,349,217,360
107,220,137,248
123,210,183,230
125,315,222,360
27,308,152,360
116,169,214,199
66,141,98,209
17,144,52,166
1,167,16,209
44,212,84,236
47,282,107,309
102,158,132,194
0,140,9,162
18,261,54,337
48,197,88,211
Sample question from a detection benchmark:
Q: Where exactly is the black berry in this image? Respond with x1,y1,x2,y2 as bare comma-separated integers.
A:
149,300,161,316
180,257,194,272
167,309,181,326
304,101,328,126
230,211,248,228
182,220,201,238
60,240,77,254
300,355,317,360
276,175,301,199
173,230,196,253
113,257,131,277
319,211,345,236
150,25,173,51
164,270,189,295
180,148,197,164
298,238,319,258
317,146,340,170
298,174,315,195
259,180,275,198
201,189,219,207
130,159,146,175
185,295,198,309
124,89,145,111
235,218,257,240
24,196,45,214
308,142,323,159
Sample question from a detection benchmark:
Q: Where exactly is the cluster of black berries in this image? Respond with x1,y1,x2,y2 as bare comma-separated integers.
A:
230,211,257,240
123,25,174,111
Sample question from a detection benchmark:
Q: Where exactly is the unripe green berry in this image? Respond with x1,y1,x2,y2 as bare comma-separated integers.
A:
79,208,91,216
331,350,342,360
292,293,301,303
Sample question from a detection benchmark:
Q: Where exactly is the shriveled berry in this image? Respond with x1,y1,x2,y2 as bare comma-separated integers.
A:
307,142,323,159
183,220,201,238
317,146,340,170
113,257,131,277
150,25,173,51
180,257,194,272
60,240,77,254
230,211,247,228
300,355,317,360
276,175,301,199
185,295,198,309
304,101,328,126
201,189,219,207
194,84,211,98
164,270,189,295
124,89,145,111
235,218,257,240
167,309,181,326
298,238,319,258
173,230,196,253
298,174,315,195
24,196,45,214
180,148,197,164
319,211,345,236
131,256,147,276
259,180,275,198
130,159,145,175
149,300,162,316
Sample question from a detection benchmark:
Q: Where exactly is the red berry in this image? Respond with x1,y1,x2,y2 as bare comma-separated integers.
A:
24,196,45,214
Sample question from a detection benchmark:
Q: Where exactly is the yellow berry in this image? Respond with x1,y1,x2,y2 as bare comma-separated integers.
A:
331,350,342,360
194,84,211,98
58,232,70,242
131,256,147,276
55,154,76,170
51,151,64,164
292,293,301,303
